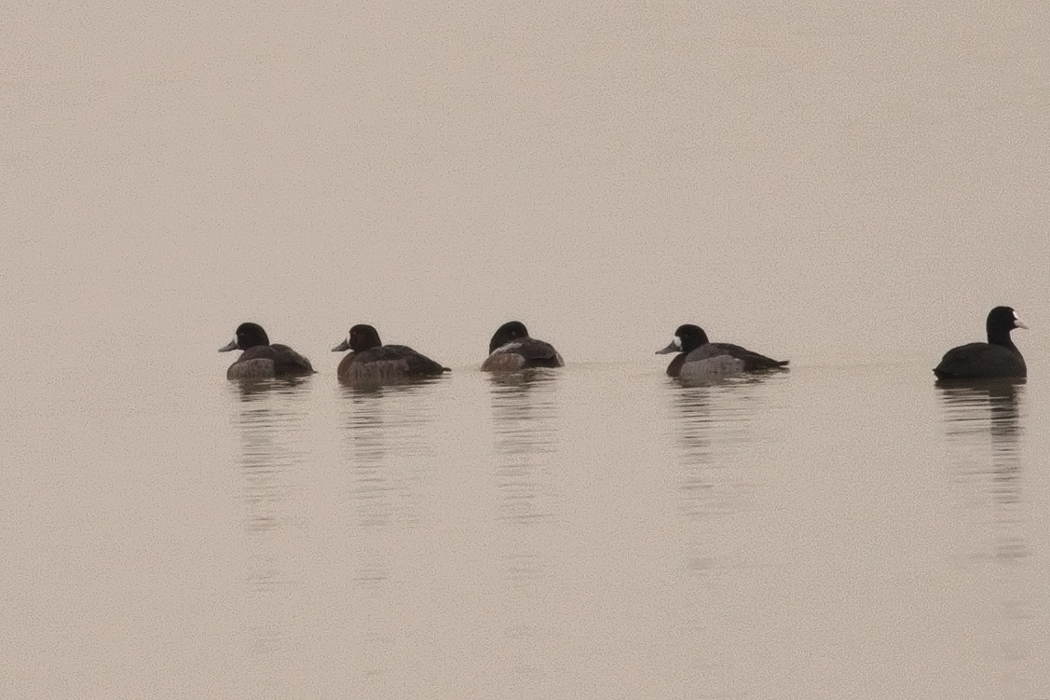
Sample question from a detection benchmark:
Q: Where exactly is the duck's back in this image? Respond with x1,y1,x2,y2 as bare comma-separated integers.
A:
934,342,1026,379
270,344,315,376
482,339,563,371
338,345,448,382
704,342,789,371
227,345,313,380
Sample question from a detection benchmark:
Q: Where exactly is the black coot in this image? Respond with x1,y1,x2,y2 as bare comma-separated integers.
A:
933,306,1027,380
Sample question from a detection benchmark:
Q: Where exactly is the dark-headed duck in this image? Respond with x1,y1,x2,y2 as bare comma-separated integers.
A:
481,321,564,372
656,324,788,379
219,322,314,380
332,324,449,384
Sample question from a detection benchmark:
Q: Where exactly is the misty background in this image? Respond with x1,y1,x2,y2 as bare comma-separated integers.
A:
6,2,1047,374
5,4,1050,698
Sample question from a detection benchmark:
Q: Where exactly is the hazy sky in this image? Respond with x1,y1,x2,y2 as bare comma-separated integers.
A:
6,1,1048,369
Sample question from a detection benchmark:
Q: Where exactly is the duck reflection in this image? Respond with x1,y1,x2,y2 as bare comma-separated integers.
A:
338,382,434,581
662,375,784,699
488,369,561,680
338,373,447,395
228,379,311,663
232,376,311,401
229,379,311,564
335,381,439,685
489,370,560,525
671,385,714,522
669,379,768,526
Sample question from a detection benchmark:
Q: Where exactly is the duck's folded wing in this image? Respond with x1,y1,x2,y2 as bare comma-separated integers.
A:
707,343,788,370
270,344,315,374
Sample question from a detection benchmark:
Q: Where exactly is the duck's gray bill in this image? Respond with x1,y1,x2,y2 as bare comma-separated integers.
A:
332,339,350,352
655,342,678,355
218,340,238,352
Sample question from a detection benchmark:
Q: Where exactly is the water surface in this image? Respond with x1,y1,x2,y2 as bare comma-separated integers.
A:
6,360,1049,698
5,1,1050,697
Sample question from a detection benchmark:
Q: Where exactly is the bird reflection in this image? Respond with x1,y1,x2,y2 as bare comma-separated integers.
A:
229,379,310,562
938,379,1025,516
228,378,311,670
232,376,312,401
341,386,395,532
671,385,715,521
489,370,559,524
938,378,1027,694
338,382,434,583
488,369,560,678
662,374,784,700
334,381,439,686
668,380,764,525
664,372,792,589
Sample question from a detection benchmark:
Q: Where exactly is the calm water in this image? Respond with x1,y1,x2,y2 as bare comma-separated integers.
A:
5,358,1050,698
7,1,1050,697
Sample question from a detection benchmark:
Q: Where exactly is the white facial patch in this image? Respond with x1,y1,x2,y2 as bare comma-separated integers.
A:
230,336,238,348
673,336,682,349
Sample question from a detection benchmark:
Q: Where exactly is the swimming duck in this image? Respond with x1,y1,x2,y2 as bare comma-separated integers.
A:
481,321,564,372
656,324,788,378
219,322,315,380
332,324,449,383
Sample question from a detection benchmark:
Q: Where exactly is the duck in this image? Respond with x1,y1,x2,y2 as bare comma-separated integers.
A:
219,322,315,380
656,324,788,378
481,321,564,372
332,324,449,383
933,306,1027,380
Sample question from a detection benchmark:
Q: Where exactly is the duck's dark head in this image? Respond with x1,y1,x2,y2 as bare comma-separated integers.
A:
219,322,270,352
656,324,710,355
332,324,383,352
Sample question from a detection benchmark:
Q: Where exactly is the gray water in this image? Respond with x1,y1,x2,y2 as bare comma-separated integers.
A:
5,1,1050,698
5,361,1049,698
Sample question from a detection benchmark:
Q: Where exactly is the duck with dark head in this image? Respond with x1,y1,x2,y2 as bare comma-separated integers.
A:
219,322,315,380
481,321,564,372
332,323,449,384
656,324,788,379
